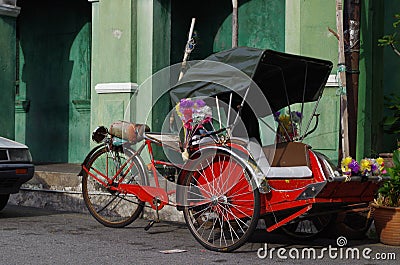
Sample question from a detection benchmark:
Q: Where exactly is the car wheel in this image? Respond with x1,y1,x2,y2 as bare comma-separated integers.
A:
0,194,10,211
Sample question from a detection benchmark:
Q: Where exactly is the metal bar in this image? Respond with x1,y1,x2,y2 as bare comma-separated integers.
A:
216,95,222,130
266,204,312,232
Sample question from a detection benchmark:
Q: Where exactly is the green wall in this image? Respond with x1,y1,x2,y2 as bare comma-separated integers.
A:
0,15,16,139
170,0,285,63
285,0,340,163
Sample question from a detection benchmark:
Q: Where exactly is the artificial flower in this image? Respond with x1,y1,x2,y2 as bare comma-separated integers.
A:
275,110,302,142
340,156,385,176
341,156,359,175
348,159,360,173
360,158,372,173
175,98,213,152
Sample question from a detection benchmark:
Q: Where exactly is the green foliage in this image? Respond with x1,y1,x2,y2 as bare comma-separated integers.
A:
383,94,400,134
376,149,400,207
378,13,400,56
378,33,397,46
393,13,400,28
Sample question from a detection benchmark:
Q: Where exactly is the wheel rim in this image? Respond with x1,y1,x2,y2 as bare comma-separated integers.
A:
83,147,144,227
184,152,259,251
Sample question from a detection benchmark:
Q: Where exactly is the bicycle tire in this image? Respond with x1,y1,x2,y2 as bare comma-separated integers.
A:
82,146,145,228
182,150,260,252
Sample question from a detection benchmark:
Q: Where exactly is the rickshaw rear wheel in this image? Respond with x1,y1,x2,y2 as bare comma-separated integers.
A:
280,213,333,239
326,206,373,239
82,146,145,228
182,150,260,252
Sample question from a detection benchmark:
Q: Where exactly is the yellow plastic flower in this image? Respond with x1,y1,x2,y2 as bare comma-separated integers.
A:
342,156,353,166
360,159,371,172
376,157,384,171
279,114,290,123
175,103,183,117
278,115,291,134
341,165,350,173
340,156,352,173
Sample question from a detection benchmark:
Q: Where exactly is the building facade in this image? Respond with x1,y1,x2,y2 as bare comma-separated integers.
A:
0,0,399,164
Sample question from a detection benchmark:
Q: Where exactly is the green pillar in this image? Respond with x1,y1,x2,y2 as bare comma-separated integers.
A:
0,3,20,139
90,0,139,137
90,0,171,135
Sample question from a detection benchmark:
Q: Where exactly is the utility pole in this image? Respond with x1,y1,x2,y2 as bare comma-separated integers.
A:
344,0,361,158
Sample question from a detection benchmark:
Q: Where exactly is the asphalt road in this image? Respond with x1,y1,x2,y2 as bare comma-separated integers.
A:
0,205,399,265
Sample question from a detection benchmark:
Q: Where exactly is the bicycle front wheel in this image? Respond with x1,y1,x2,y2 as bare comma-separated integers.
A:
183,150,260,252
82,146,145,228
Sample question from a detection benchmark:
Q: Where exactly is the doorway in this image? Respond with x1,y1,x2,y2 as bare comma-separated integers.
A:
16,0,91,163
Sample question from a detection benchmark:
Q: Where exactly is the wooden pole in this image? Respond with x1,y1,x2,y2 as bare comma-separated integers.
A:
232,0,238,48
172,18,196,133
336,0,350,159
178,18,196,81
344,0,361,158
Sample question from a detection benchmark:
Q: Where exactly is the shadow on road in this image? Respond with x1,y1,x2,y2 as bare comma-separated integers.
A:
0,204,70,219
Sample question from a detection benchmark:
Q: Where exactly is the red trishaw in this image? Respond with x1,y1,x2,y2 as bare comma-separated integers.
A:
80,47,385,252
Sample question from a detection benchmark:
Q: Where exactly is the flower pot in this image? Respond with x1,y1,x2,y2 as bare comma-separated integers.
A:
371,203,400,246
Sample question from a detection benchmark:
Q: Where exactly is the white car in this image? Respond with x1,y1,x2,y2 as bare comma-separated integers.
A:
0,136,34,211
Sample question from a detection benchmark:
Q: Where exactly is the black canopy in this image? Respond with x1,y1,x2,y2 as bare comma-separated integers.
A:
169,47,333,115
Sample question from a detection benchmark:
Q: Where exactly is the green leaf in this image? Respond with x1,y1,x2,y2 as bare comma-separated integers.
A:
383,116,399,126
388,104,400,111
393,149,400,168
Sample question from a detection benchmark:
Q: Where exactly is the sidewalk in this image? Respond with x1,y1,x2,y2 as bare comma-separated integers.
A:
9,163,184,222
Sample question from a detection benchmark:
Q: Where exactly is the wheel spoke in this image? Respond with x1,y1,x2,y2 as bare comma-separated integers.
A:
82,147,144,228
183,151,260,252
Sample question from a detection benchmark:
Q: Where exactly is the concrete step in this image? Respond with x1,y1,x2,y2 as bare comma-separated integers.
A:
9,163,184,222
27,163,82,190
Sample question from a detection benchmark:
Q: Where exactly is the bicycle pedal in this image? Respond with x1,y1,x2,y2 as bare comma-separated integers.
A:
144,220,156,231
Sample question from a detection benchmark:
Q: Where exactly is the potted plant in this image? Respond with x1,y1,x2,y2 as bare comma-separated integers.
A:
371,149,400,245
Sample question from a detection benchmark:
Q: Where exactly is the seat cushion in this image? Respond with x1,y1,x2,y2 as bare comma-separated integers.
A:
262,142,310,167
